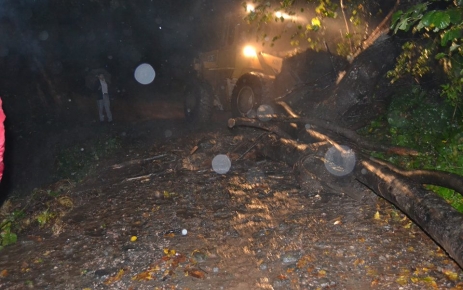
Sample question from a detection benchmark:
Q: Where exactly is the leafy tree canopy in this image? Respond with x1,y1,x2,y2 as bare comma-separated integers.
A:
389,0,463,112
240,0,392,56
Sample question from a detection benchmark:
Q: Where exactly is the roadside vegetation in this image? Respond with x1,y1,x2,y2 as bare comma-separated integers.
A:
359,85,463,212
375,0,463,211
55,136,121,181
0,135,121,248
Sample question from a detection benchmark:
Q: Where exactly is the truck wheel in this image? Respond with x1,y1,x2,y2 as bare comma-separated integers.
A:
231,75,262,117
184,81,213,129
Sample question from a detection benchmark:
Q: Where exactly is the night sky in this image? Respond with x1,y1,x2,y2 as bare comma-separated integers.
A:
0,0,242,86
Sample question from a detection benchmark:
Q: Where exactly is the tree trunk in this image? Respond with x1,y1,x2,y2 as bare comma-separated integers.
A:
230,118,463,269
277,35,401,130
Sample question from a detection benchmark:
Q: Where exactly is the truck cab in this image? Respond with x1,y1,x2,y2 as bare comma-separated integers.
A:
184,12,286,127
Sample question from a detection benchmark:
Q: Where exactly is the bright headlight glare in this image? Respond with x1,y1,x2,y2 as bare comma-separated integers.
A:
243,45,257,58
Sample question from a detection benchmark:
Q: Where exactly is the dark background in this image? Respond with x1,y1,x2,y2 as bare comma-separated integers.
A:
0,0,244,198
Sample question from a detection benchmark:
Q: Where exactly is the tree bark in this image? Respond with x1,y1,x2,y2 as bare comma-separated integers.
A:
356,158,463,269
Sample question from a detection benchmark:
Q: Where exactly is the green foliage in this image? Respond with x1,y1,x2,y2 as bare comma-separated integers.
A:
314,0,338,18
386,41,433,83
36,209,54,227
242,0,370,54
390,1,463,112
0,208,24,249
361,86,463,212
55,136,121,180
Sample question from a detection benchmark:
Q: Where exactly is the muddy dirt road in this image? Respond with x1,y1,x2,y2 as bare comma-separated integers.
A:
0,110,462,289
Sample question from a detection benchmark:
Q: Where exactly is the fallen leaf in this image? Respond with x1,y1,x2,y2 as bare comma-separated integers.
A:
421,276,437,287
104,269,126,285
366,267,379,276
186,268,205,279
57,196,73,208
130,236,137,242
296,259,307,268
132,270,155,281
396,275,408,285
442,269,458,281
370,278,379,287
374,211,380,220
171,254,186,268
0,269,7,277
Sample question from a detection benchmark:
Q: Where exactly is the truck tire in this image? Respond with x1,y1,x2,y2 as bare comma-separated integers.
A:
184,80,213,129
231,74,263,117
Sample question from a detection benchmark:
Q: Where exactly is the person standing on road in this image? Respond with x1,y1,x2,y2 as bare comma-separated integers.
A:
97,73,113,123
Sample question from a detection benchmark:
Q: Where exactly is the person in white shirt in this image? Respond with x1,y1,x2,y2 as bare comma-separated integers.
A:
97,74,113,123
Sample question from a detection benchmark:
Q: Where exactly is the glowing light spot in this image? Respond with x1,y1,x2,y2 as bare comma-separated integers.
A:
246,4,255,12
134,63,156,85
324,145,356,176
212,154,231,174
243,45,257,58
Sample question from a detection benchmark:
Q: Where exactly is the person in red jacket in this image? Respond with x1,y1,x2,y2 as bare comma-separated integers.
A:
0,98,5,181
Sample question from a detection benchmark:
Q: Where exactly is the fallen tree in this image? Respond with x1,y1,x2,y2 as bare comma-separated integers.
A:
223,1,463,267
228,116,463,269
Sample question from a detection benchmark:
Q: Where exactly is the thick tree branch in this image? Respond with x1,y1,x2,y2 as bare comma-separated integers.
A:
255,129,463,269
371,157,463,195
228,118,292,139
356,159,463,268
277,113,419,156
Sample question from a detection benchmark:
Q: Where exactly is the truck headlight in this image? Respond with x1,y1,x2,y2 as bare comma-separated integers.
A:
243,45,257,58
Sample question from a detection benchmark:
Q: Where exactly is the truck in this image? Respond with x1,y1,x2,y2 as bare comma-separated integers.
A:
183,8,344,128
